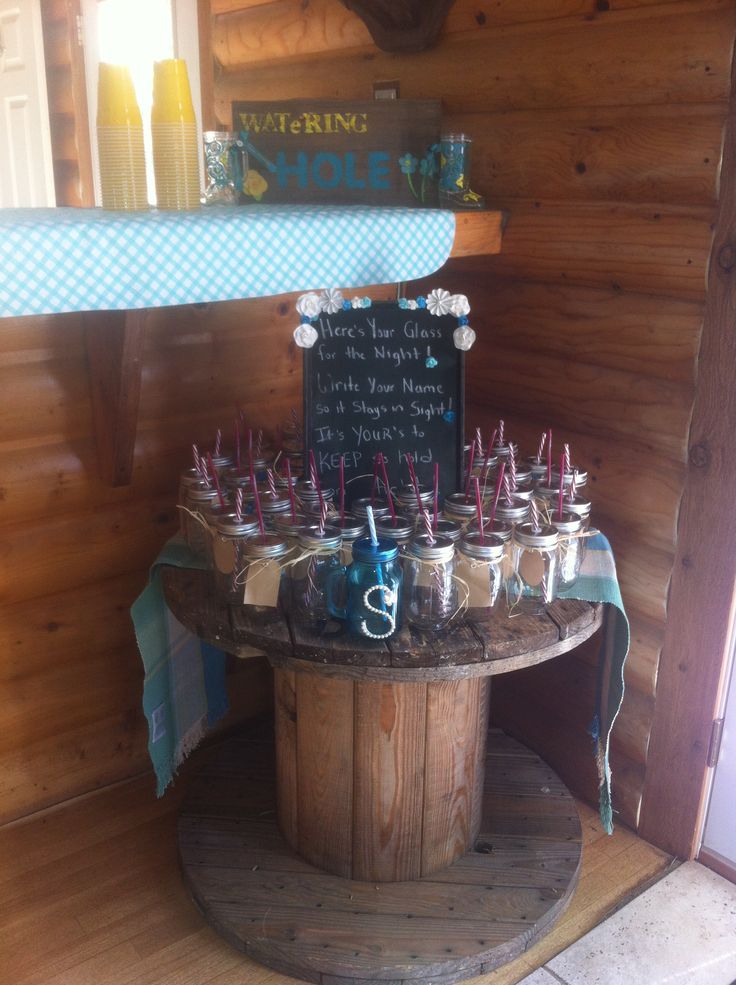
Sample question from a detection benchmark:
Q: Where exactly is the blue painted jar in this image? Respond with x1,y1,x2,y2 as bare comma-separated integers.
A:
329,537,403,640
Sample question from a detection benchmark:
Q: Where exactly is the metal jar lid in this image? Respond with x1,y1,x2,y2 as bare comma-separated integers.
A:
297,524,342,550
525,456,549,478
471,452,499,472
466,517,513,542
259,491,292,513
179,466,203,487
395,484,432,507
209,453,234,471
444,492,478,517
460,531,506,562
376,514,414,541
552,510,584,535
550,467,588,488
408,533,455,563
494,496,530,521
204,500,232,521
331,513,367,541
512,481,535,501
215,513,261,537
514,522,559,550
244,532,289,559
492,443,511,458
273,512,309,535
187,484,221,503
275,470,298,488
513,464,532,485
555,494,592,519
223,468,253,491
432,518,463,542
352,536,399,564
352,497,390,518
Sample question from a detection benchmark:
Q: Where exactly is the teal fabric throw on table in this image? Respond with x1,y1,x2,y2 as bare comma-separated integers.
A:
559,531,630,834
131,535,228,796
0,206,456,317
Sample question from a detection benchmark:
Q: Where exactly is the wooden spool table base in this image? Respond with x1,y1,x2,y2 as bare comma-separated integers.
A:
179,729,583,985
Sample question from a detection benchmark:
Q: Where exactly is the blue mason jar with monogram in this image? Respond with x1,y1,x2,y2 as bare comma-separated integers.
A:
328,536,402,640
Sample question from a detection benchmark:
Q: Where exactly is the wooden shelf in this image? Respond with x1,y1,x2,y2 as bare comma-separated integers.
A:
450,208,505,258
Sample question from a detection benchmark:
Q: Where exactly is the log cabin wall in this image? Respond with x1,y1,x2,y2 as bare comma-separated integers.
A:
0,298,310,823
210,0,736,833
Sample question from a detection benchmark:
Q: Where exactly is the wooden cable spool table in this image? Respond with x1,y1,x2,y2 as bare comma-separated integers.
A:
163,567,603,985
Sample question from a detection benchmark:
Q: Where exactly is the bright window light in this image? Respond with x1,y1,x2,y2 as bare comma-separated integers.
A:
97,0,175,203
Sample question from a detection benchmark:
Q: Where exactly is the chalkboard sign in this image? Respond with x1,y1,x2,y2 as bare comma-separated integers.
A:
302,294,467,506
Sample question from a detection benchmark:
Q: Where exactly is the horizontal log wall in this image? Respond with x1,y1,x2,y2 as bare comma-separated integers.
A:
211,0,735,830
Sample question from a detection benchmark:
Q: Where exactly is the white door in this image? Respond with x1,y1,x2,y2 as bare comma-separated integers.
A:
0,0,55,206
701,644,736,876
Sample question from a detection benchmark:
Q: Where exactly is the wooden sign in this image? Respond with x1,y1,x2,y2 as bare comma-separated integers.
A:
302,294,466,507
231,99,441,206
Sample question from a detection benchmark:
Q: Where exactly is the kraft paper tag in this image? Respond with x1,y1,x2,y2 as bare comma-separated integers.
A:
243,558,281,607
456,558,492,607
213,536,236,575
519,551,545,588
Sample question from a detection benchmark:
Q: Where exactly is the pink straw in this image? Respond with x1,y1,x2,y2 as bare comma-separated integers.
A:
234,418,241,471
464,441,476,501
546,429,553,486
207,452,226,509
563,442,571,478
509,443,517,491
250,461,265,535
405,453,422,511
537,430,547,463
248,428,253,469
433,463,439,530
503,472,513,505
339,455,345,524
266,468,277,498
421,509,436,545
568,470,578,502
214,428,222,457
475,427,483,457
474,476,485,544
558,450,566,520
309,449,326,517
235,487,244,522
370,453,380,504
497,418,505,447
489,462,506,526
285,458,297,522
256,429,263,457
379,453,396,521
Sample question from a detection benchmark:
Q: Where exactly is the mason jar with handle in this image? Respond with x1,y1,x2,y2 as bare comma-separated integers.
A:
328,536,403,640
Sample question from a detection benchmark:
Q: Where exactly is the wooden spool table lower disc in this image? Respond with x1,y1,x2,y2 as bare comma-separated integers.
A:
179,729,582,985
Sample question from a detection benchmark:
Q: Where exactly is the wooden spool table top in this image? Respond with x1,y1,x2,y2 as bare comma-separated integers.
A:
162,567,603,680
179,727,583,985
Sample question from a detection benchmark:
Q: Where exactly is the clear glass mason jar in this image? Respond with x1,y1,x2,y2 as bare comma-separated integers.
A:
259,490,293,528
457,531,505,623
202,496,233,568
550,466,588,490
209,453,234,477
376,514,415,557
178,466,203,535
222,468,254,497
465,517,513,545
329,536,403,640
183,483,221,559
273,512,309,549
552,511,584,591
291,525,344,632
509,522,559,614
525,455,549,482
404,534,457,632
212,514,261,603
238,533,289,628
536,489,592,532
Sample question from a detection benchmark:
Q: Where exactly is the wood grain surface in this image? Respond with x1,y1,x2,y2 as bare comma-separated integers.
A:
178,730,584,984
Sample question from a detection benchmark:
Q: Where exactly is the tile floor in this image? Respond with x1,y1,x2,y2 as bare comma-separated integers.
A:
517,862,736,985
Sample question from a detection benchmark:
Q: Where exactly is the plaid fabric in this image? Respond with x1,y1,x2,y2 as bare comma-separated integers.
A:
0,205,456,316
559,531,630,834
131,536,228,796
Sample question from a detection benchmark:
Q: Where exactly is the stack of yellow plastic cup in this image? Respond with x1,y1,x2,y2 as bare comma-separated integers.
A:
151,59,200,210
97,64,148,210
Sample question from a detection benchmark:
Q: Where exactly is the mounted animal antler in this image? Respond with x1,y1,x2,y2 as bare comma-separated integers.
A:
340,0,456,53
